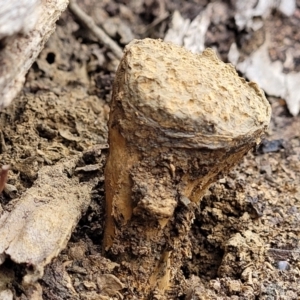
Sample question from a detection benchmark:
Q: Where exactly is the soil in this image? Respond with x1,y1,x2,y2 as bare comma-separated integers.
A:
0,1,299,299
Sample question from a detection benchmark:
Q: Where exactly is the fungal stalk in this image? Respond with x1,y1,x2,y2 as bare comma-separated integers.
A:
104,39,271,297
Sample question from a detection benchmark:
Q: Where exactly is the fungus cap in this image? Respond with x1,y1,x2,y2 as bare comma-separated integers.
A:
121,39,271,147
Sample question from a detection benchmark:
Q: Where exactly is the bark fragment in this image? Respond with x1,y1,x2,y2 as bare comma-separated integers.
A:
0,0,69,108
0,157,93,285
104,38,271,297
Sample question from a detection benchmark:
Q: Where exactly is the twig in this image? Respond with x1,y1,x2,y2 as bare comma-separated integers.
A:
0,165,9,193
139,12,169,35
268,247,300,260
268,248,300,253
68,0,123,60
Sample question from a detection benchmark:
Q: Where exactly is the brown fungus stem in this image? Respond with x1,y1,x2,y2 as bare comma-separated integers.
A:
104,39,271,297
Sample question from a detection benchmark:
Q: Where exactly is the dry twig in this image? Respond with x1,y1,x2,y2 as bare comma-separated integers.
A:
69,0,123,60
139,11,169,35
0,0,69,108
0,165,9,193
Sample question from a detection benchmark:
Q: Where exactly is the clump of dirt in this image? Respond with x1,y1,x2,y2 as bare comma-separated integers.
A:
0,90,108,189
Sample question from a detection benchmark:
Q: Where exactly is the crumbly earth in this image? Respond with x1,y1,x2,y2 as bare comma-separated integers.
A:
0,1,299,299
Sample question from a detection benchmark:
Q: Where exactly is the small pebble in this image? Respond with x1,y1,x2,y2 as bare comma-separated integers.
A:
180,195,191,207
277,261,290,271
258,139,284,154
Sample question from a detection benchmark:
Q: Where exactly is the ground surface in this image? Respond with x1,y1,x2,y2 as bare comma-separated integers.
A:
0,1,299,299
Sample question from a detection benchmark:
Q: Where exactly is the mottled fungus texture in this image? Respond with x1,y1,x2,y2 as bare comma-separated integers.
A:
104,38,271,297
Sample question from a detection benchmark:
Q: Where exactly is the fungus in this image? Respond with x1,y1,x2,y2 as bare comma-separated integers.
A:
104,38,271,296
